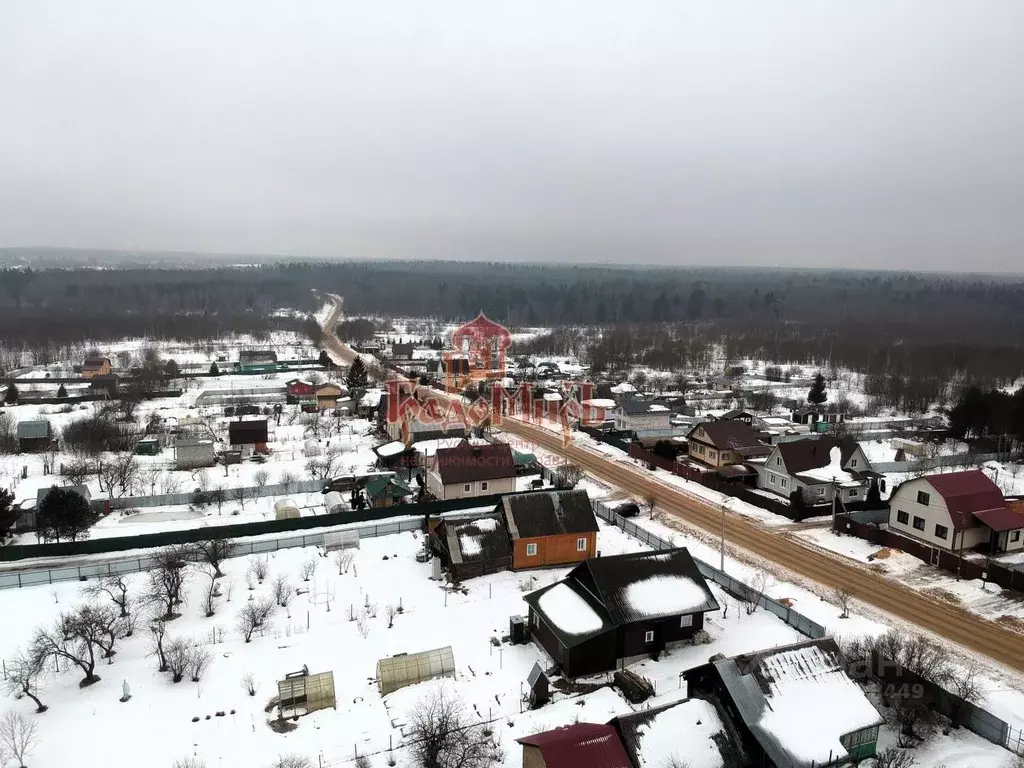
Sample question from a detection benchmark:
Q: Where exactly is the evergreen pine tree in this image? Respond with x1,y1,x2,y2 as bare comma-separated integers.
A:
36,487,97,543
807,373,828,405
209,362,220,375
346,357,369,390
318,350,331,367
57,384,68,398
4,381,18,404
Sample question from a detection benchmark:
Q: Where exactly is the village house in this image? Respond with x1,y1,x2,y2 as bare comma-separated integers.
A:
684,638,883,768
685,421,770,469
426,439,516,500
285,378,316,405
16,420,53,453
390,342,415,361
717,408,755,425
81,355,112,379
613,400,672,432
430,514,512,581
887,470,1024,554
227,419,269,458
364,475,414,508
758,437,876,505
523,548,719,677
517,724,633,768
238,349,278,373
610,698,732,768
500,489,599,570
314,382,344,410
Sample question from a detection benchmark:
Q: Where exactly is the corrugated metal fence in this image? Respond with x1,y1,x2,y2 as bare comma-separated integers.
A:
101,479,325,510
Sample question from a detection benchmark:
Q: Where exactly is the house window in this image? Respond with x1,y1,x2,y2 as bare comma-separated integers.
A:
780,478,788,489
896,510,909,525
464,484,471,492
912,516,926,531
769,475,776,485
680,615,692,628
709,451,717,459
848,489,857,498
817,487,825,496
576,537,587,552
850,458,858,468
917,491,931,505
880,480,887,493
526,543,538,556
644,630,655,643
532,612,539,628
935,524,949,540
775,457,782,466
481,482,488,492
1013,531,1021,542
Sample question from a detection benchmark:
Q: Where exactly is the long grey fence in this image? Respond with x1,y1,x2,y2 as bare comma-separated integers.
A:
590,499,1023,757
0,516,424,590
102,479,325,510
872,451,1015,474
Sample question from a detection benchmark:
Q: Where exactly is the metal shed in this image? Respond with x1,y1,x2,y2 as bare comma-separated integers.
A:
323,491,346,515
376,646,455,696
274,498,300,520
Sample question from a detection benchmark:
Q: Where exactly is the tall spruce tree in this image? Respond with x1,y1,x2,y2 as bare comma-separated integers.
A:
807,373,828,405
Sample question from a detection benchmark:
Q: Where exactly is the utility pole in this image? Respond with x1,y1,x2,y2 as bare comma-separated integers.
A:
830,477,838,532
720,500,728,571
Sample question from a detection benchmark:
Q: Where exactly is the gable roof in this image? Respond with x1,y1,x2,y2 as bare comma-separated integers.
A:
517,723,632,768
16,420,51,439
923,470,1008,530
83,356,109,368
391,343,415,358
720,409,754,420
437,514,511,565
524,548,719,648
365,475,413,501
501,489,598,539
618,399,664,416
613,698,727,768
700,638,882,768
688,421,768,456
775,436,858,474
435,439,515,485
228,419,268,445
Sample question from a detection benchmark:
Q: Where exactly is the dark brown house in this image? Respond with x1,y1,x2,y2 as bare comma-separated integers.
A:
427,440,516,500
228,419,269,457
500,489,599,570
523,548,719,678
16,420,53,453
430,513,512,581
686,421,769,469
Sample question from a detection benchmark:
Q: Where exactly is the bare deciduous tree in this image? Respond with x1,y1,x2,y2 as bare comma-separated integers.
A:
203,567,220,618
172,758,206,768
270,756,313,768
143,546,192,619
356,614,370,639
643,494,657,519
192,536,237,578
60,459,93,487
872,748,916,768
81,574,131,617
272,575,294,608
2,652,49,713
832,586,854,619
149,621,168,672
555,463,584,490
946,659,983,729
0,710,38,768
232,485,251,511
385,603,398,629
241,673,258,697
279,470,298,492
740,568,774,615
253,469,271,493
249,555,270,584
334,550,354,575
408,687,495,768
187,643,213,682
237,597,276,643
29,604,111,686
299,558,318,583
165,636,190,683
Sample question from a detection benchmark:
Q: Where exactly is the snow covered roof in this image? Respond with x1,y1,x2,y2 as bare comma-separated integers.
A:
525,548,718,647
374,440,408,457
709,638,882,768
857,439,902,464
438,514,511,566
615,698,726,768
610,382,637,394
795,447,865,487
360,389,383,408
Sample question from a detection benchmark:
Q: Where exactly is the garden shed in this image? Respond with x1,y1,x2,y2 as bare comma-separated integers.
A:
376,646,455,696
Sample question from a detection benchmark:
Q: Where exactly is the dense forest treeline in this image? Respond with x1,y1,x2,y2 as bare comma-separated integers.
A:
1,257,1022,385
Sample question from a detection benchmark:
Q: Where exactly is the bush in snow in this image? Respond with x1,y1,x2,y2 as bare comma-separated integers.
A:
172,758,206,768
237,597,276,643
299,558,318,582
872,747,916,768
270,756,312,768
249,555,270,584
241,673,258,697
0,710,38,768
272,575,294,608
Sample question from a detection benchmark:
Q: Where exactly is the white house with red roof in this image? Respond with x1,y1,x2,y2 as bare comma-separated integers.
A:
887,470,1024,553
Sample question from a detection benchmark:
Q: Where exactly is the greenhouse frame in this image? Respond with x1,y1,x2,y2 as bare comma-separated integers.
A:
376,646,456,695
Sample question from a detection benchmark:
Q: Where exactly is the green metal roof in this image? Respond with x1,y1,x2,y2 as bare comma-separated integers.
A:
512,451,537,465
366,475,413,500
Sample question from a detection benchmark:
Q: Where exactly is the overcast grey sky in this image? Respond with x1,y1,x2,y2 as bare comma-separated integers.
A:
1,1,1022,271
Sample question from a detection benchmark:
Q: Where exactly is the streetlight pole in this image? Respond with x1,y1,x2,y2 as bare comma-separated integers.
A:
720,499,729,572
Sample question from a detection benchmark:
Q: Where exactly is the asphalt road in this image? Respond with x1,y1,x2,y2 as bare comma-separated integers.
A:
318,296,1024,673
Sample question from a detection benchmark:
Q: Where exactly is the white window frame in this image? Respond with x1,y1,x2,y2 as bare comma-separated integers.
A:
780,477,788,489
680,615,693,628
775,457,782,466
526,542,538,556
817,486,825,495
644,630,654,643
464,483,471,492
1014,531,1022,542
532,612,539,628
481,481,488,492
576,537,587,552
850,458,858,467
769,475,776,485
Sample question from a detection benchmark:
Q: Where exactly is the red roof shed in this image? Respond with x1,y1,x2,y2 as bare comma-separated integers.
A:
517,723,632,768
